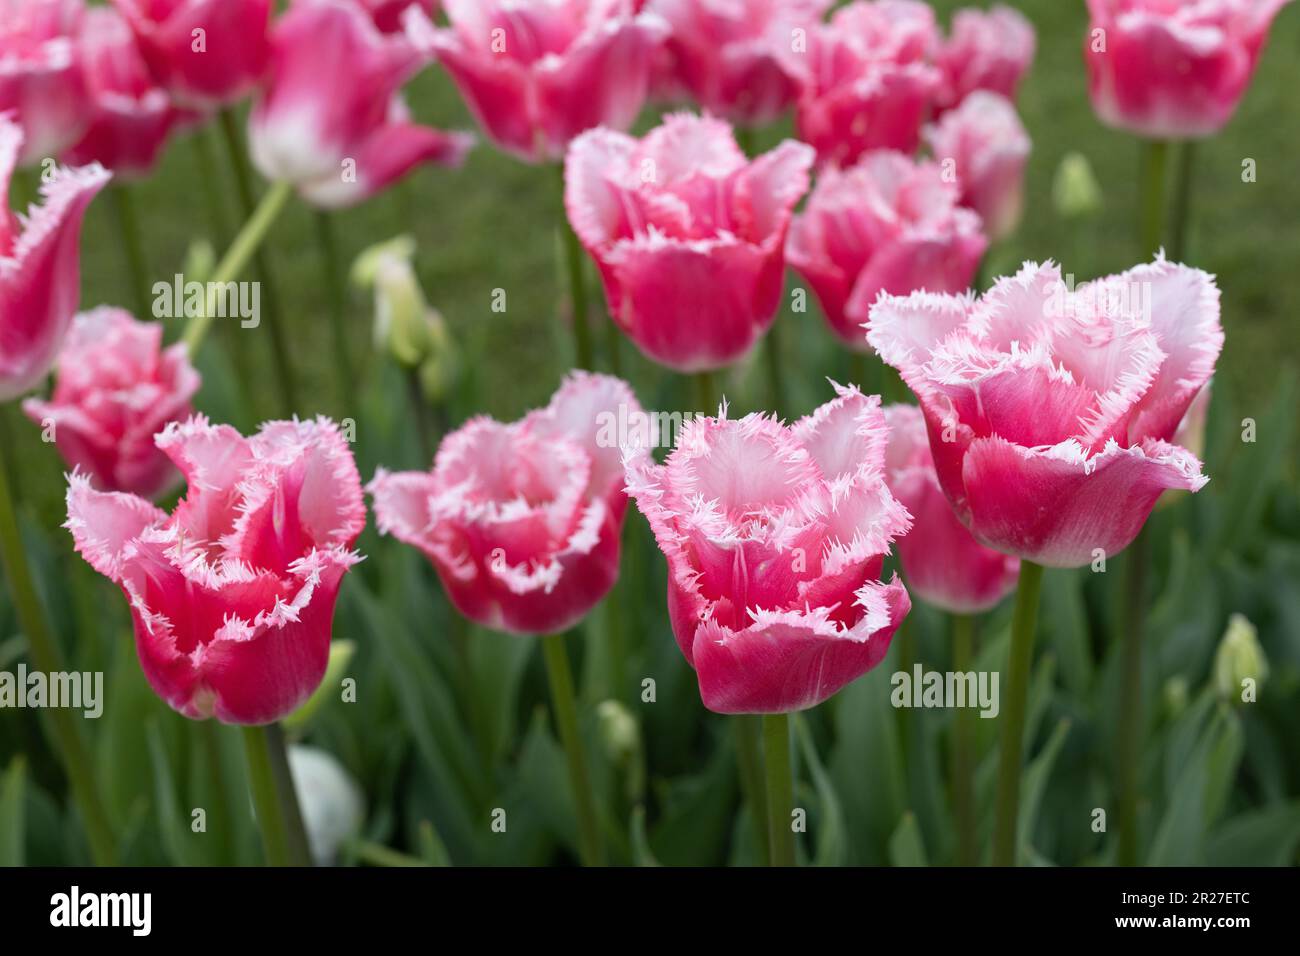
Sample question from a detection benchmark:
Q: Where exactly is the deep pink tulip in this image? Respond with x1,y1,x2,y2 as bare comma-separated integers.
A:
369,373,648,636
111,0,271,108
1085,0,1292,139
787,149,986,351
66,415,366,724
884,403,1018,613
0,116,110,402
23,307,199,497
792,0,941,168
645,0,831,126
0,0,90,166
406,0,667,163
924,90,1029,243
361,0,435,35
566,113,813,372
866,257,1223,568
249,0,471,209
935,4,1035,112
626,383,912,714
61,7,182,178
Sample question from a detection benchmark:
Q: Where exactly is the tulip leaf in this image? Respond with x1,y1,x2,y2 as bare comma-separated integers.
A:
1206,802,1300,867
417,819,451,867
1148,703,1243,866
795,715,847,867
1015,718,1072,866
887,812,928,867
0,756,26,867
146,719,196,867
649,732,738,866
283,639,356,732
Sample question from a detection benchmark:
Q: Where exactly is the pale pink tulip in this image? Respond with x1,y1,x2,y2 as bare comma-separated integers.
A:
66,415,366,724
406,0,667,163
924,90,1029,243
566,113,813,372
62,7,182,178
0,116,110,402
249,0,471,209
884,403,1018,613
935,4,1035,112
1085,0,1293,139
626,383,912,714
792,0,941,168
866,257,1222,567
23,307,199,497
787,149,986,351
369,373,648,636
0,0,90,166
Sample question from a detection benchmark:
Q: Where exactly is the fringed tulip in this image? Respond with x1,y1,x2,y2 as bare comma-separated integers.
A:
111,0,271,107
792,0,941,168
566,113,814,372
866,257,1223,568
787,149,986,351
361,0,435,35
645,0,831,126
406,0,667,163
66,415,366,724
249,0,472,209
935,4,1035,112
0,116,110,401
369,373,648,636
924,90,1029,243
884,403,1018,613
61,7,182,178
23,307,199,497
626,383,912,714
1085,0,1293,139
0,0,90,165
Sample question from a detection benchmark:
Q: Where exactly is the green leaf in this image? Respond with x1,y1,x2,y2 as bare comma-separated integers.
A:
283,639,356,732
146,720,195,867
650,733,738,867
417,819,451,867
888,812,928,867
0,756,26,867
795,715,847,867
1016,719,1072,865
1206,803,1300,867
1149,703,1243,866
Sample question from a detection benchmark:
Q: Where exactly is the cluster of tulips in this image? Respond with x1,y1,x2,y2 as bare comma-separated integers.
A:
0,0,1291,868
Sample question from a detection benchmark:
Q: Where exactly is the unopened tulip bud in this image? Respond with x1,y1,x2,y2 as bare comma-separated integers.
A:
596,700,639,766
288,745,364,866
1052,152,1102,220
1214,613,1268,706
1162,675,1190,721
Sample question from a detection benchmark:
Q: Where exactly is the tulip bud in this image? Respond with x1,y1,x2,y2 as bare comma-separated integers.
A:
1213,613,1268,706
1052,152,1102,220
287,745,364,866
596,699,644,802
1162,674,1190,721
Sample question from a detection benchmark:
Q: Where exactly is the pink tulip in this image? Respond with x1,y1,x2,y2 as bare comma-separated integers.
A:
924,90,1029,243
787,149,986,351
66,415,366,724
626,383,912,714
249,0,471,209
0,0,90,166
111,0,271,108
645,0,831,126
1085,0,1293,139
566,113,813,372
935,4,1035,112
884,403,1018,613
406,0,667,163
361,0,436,35
792,0,942,168
0,116,110,402
866,257,1223,568
23,307,199,497
61,7,182,178
369,373,648,636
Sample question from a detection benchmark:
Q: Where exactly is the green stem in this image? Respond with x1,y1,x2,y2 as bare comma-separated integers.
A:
313,210,358,412
991,560,1044,866
763,322,786,412
216,109,298,415
108,184,149,318
733,715,770,863
556,167,594,371
404,365,435,465
0,416,115,866
1167,141,1196,262
951,613,977,867
1139,140,1169,257
762,712,795,866
541,633,605,866
693,370,718,415
241,723,312,867
1117,529,1150,866
897,615,915,761
191,126,230,244
199,721,233,866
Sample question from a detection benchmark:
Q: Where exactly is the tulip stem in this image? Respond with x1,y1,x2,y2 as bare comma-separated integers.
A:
108,184,150,318
991,560,1044,866
241,723,312,867
183,179,294,354
1139,140,1169,257
951,613,978,867
556,167,594,371
763,324,786,412
313,210,359,412
1117,528,1150,866
762,712,796,866
733,716,770,863
541,633,605,866
404,366,435,464
693,370,718,414
1168,142,1196,261
0,417,115,866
